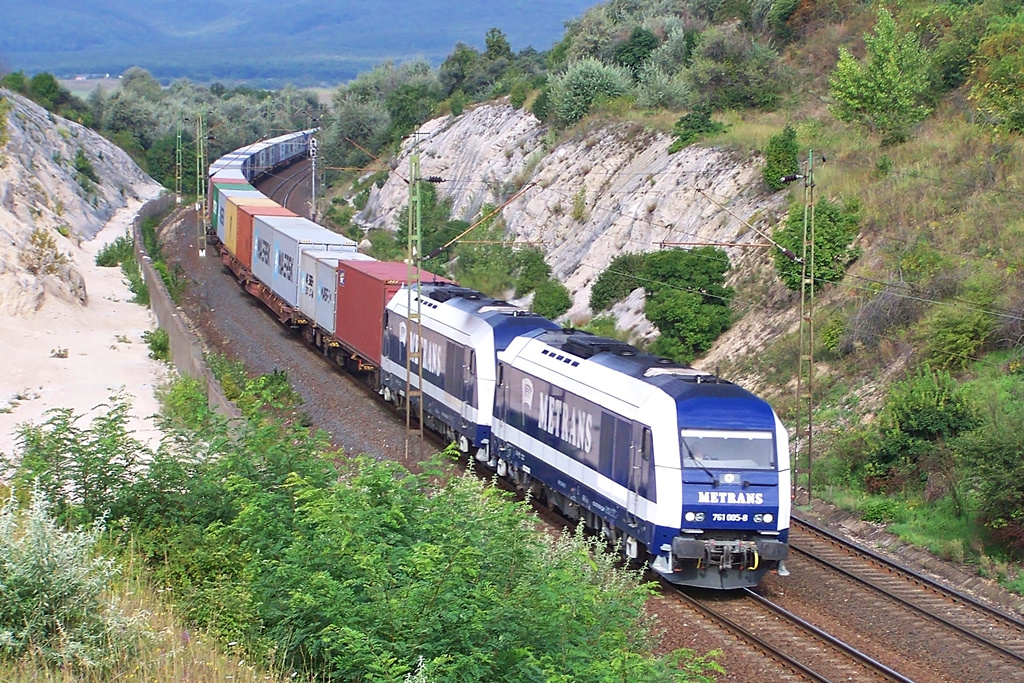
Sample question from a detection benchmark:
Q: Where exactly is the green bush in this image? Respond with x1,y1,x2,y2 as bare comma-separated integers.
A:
667,105,727,153
772,196,861,292
513,247,551,297
922,306,997,371
955,401,1024,554
866,365,978,485
142,327,170,361
646,289,733,364
548,58,633,126
95,232,134,267
762,125,799,191
0,488,145,671
640,247,734,363
860,498,903,524
590,252,648,312
532,278,572,320
73,149,99,184
687,24,783,110
530,85,551,121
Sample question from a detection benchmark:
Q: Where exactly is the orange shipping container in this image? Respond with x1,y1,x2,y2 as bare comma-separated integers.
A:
225,196,279,261
235,204,296,270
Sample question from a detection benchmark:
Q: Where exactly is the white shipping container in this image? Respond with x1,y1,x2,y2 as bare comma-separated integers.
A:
266,217,358,307
214,188,263,243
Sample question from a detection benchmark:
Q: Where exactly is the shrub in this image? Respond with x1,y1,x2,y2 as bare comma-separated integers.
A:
772,196,861,292
640,247,734,363
860,498,903,524
590,252,648,311
95,231,134,267
74,149,99,184
636,63,690,110
866,365,978,487
19,229,68,276
530,85,552,121
612,27,660,77
667,105,726,153
142,327,170,361
0,488,145,671
548,58,633,126
571,186,587,222
922,305,996,371
968,16,1024,131
955,402,1024,554
513,247,551,297
762,125,799,191
687,23,783,110
532,278,572,319
646,289,733,363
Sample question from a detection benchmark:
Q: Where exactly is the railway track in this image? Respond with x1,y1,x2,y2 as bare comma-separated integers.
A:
255,158,312,218
783,516,1024,681
670,586,911,682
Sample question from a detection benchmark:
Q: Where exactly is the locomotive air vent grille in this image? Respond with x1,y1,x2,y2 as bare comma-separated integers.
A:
541,348,580,367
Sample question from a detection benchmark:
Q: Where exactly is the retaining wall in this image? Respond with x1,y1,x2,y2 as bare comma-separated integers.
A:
133,196,241,420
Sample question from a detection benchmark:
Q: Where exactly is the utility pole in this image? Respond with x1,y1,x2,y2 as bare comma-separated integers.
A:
404,150,425,459
194,111,207,258
175,118,182,203
794,151,816,506
309,132,318,223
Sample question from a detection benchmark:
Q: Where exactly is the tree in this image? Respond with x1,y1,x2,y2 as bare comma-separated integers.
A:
829,7,931,145
513,247,551,297
640,247,734,363
773,197,861,292
762,125,799,191
484,28,514,62
646,289,732,363
28,72,62,110
590,252,648,312
613,27,659,78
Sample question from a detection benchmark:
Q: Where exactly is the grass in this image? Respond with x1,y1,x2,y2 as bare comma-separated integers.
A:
0,547,293,683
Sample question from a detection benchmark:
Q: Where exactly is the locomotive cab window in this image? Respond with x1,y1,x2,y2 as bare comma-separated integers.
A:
680,429,775,470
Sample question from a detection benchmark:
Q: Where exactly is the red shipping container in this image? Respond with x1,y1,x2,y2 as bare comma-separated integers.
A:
334,261,450,366
236,205,296,270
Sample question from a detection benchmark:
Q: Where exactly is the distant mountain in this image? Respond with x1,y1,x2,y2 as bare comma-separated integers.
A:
1,0,596,85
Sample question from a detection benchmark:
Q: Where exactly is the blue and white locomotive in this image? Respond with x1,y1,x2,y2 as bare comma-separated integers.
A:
209,131,791,590
490,329,790,590
381,283,559,459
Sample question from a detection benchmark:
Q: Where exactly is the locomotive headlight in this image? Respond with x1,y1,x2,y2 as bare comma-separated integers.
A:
694,512,705,522
685,511,696,522
754,514,763,523
763,513,774,524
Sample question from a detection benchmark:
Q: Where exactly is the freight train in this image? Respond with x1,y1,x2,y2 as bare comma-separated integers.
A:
205,130,791,590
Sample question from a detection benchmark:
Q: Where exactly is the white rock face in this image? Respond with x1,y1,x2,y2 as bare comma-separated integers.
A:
0,89,161,316
358,101,795,363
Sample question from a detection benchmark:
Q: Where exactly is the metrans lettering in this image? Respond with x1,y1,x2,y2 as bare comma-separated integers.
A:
697,490,764,504
537,392,594,453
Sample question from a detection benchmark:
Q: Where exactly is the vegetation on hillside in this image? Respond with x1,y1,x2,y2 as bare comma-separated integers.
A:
0,375,723,681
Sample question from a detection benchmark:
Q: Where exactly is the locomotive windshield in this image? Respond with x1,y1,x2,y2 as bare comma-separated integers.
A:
680,429,775,470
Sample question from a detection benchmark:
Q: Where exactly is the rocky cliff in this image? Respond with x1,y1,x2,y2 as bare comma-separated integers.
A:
0,89,162,316
358,101,799,367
